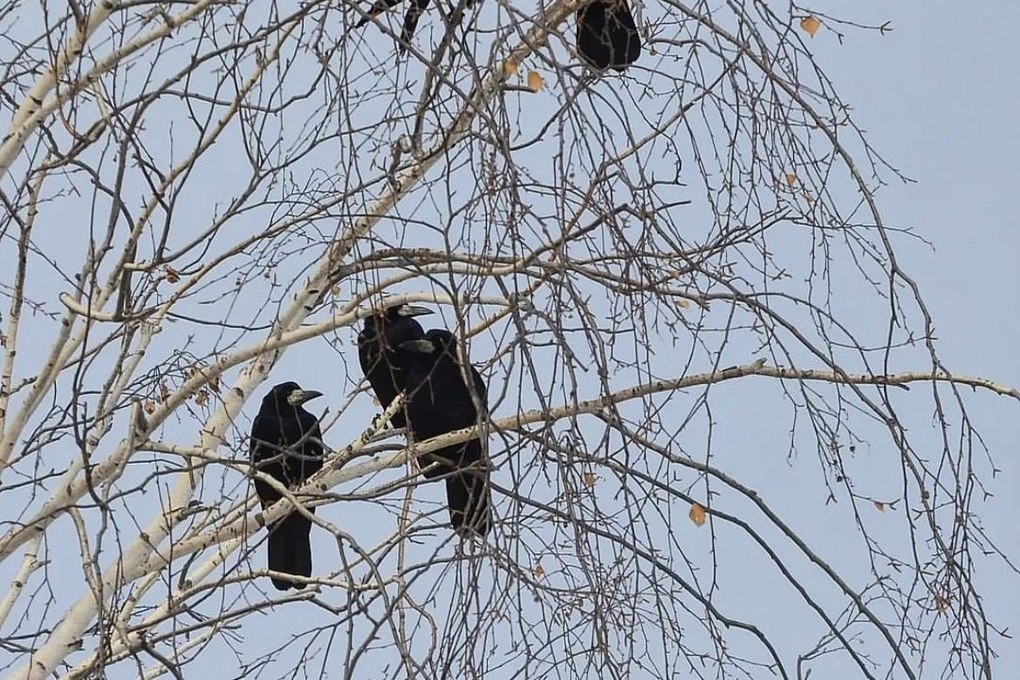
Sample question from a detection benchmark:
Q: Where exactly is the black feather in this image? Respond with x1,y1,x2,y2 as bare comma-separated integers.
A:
250,382,324,590
401,329,492,537
576,0,641,72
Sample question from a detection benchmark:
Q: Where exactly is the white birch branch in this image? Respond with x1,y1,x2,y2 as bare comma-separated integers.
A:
33,361,1020,676
0,0,226,176
131,363,1020,581
9,0,583,674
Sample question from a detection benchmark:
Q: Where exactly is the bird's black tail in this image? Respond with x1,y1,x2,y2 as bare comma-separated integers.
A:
267,510,314,590
446,470,491,537
576,0,641,72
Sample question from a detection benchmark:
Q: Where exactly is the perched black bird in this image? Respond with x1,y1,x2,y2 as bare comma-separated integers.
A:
353,0,475,53
358,303,433,429
250,382,324,590
576,0,641,71
399,329,492,536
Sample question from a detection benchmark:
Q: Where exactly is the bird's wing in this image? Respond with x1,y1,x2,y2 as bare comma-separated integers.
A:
250,413,277,462
354,0,404,28
576,0,641,71
357,340,376,375
469,364,488,415
308,420,325,458
399,0,432,49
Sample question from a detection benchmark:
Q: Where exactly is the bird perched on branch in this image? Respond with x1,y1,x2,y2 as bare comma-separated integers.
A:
352,0,640,73
352,0,476,54
358,302,434,429
399,329,492,536
576,0,641,71
250,382,324,590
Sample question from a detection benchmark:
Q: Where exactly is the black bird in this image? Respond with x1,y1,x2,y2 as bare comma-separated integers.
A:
250,382,324,590
576,0,641,72
353,0,475,53
358,303,433,429
399,329,492,536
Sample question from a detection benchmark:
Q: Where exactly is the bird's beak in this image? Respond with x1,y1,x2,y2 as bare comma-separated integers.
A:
397,304,433,318
398,339,435,353
287,389,323,406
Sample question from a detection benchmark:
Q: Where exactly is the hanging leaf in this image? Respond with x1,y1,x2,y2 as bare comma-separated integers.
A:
689,502,707,527
503,59,519,77
533,564,545,579
164,266,181,283
785,172,798,187
527,70,545,92
873,500,886,512
800,16,821,37
583,472,597,488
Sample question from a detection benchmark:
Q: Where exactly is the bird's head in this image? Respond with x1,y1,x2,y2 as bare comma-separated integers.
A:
264,381,323,409
399,329,457,358
358,303,433,348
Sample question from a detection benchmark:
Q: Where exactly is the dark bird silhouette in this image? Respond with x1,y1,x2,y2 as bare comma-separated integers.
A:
576,0,641,71
250,382,324,590
353,0,475,53
399,329,491,536
358,303,433,429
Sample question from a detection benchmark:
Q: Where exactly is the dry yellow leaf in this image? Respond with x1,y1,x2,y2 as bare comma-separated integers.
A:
527,70,544,92
533,564,545,579
873,500,886,512
785,172,798,187
164,265,180,284
677,298,691,310
935,594,948,615
583,472,597,488
801,16,821,37
689,502,707,527
503,59,519,77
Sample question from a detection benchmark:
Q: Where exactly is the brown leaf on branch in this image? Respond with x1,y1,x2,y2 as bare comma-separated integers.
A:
801,16,821,37
527,71,545,92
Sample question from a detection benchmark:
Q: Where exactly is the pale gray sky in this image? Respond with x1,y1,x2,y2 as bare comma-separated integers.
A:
1,2,1017,678
804,1,1020,673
